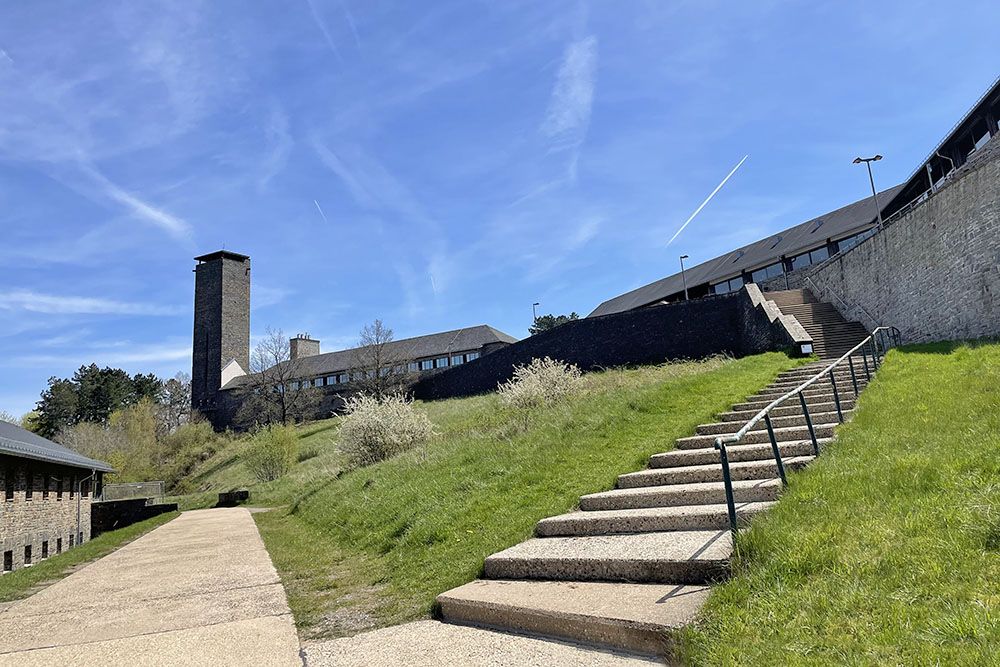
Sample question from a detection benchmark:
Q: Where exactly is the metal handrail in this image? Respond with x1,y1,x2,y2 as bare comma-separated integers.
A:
713,325,901,534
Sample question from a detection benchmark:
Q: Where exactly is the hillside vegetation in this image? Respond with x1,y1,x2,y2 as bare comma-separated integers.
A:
174,352,802,639
681,341,1000,665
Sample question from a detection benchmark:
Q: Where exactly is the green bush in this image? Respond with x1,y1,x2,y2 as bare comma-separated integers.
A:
161,421,226,492
242,425,299,482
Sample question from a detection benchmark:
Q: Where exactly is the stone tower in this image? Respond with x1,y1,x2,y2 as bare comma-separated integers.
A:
191,251,250,427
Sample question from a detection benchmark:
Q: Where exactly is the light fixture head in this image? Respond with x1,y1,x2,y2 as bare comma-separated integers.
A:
873,154,883,161
853,157,863,164
680,254,689,260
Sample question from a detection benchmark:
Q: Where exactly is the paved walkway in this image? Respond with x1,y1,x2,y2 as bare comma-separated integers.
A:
0,508,300,666
305,620,660,666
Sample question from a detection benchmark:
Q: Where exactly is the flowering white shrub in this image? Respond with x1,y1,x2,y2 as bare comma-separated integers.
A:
338,393,434,467
497,357,584,410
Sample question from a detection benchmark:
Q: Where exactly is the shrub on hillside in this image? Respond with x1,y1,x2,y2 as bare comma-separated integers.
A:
161,421,227,493
338,393,434,467
242,424,299,482
497,357,584,410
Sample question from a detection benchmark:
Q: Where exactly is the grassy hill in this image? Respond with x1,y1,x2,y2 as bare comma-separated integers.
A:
173,352,802,640
681,341,1000,665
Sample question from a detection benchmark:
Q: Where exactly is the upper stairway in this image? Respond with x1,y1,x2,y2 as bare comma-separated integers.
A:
765,288,868,359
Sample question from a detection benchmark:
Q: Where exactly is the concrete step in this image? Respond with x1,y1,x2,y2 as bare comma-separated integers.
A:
616,456,814,488
648,440,822,468
764,289,818,306
718,399,855,422
675,424,836,449
732,392,847,411
696,410,847,435
437,580,708,657
483,531,733,584
750,385,851,401
535,502,775,536
580,478,783,511
768,373,864,389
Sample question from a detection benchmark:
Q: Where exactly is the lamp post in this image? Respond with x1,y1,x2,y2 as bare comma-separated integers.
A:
76,471,96,548
532,302,540,321
679,255,690,301
853,155,884,228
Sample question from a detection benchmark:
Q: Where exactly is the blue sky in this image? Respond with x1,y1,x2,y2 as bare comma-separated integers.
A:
1,1,997,417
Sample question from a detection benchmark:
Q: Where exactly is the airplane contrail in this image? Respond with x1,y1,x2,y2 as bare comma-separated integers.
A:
667,154,749,246
313,199,329,224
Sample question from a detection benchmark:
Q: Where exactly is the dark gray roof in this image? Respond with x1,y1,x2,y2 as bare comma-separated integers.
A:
588,185,905,317
0,421,114,473
222,324,518,389
194,250,250,263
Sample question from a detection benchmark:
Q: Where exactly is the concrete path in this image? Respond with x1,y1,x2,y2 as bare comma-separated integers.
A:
0,508,300,666
305,620,660,666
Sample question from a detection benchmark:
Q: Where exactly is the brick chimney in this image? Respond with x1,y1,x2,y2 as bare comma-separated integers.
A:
290,334,320,361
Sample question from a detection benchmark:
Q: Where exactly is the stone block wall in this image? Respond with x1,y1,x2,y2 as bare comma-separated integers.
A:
412,289,802,401
802,154,1000,344
1,456,95,573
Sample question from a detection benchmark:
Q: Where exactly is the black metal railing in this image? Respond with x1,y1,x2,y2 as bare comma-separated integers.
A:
713,326,901,534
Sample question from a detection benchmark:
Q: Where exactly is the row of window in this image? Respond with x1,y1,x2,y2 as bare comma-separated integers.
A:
712,232,876,295
1,534,83,573
289,351,482,390
3,470,87,502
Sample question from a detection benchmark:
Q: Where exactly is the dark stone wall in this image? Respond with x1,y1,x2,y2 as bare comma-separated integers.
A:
412,291,788,401
91,499,178,538
192,255,251,429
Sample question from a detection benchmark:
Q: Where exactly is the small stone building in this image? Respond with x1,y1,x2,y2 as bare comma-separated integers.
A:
0,421,112,574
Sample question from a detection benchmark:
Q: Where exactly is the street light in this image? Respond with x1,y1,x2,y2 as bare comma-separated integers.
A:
532,302,540,321
679,255,690,301
853,155,884,228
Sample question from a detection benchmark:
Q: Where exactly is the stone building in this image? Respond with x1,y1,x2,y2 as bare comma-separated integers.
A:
191,251,518,430
0,421,112,574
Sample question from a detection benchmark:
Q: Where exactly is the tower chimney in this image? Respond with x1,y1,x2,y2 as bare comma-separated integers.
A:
192,250,250,427
290,334,320,361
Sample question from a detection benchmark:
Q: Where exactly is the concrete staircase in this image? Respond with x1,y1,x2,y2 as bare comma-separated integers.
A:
764,288,868,359
437,359,875,659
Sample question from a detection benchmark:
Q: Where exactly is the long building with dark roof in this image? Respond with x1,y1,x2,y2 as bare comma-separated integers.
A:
1,420,111,573
589,185,903,317
591,75,1000,318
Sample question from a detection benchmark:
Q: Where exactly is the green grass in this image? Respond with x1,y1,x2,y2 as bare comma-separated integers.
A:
0,511,178,603
216,352,803,640
680,341,1000,665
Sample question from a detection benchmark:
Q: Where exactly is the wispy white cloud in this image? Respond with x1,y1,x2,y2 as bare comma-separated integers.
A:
89,169,193,241
12,344,190,367
542,35,598,150
252,285,291,311
0,290,183,316
340,0,362,50
259,105,294,188
304,0,344,61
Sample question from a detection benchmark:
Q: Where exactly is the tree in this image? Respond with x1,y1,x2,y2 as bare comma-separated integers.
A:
235,327,322,427
0,410,17,424
34,365,165,437
158,373,192,435
529,312,580,336
36,377,80,437
350,319,412,401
